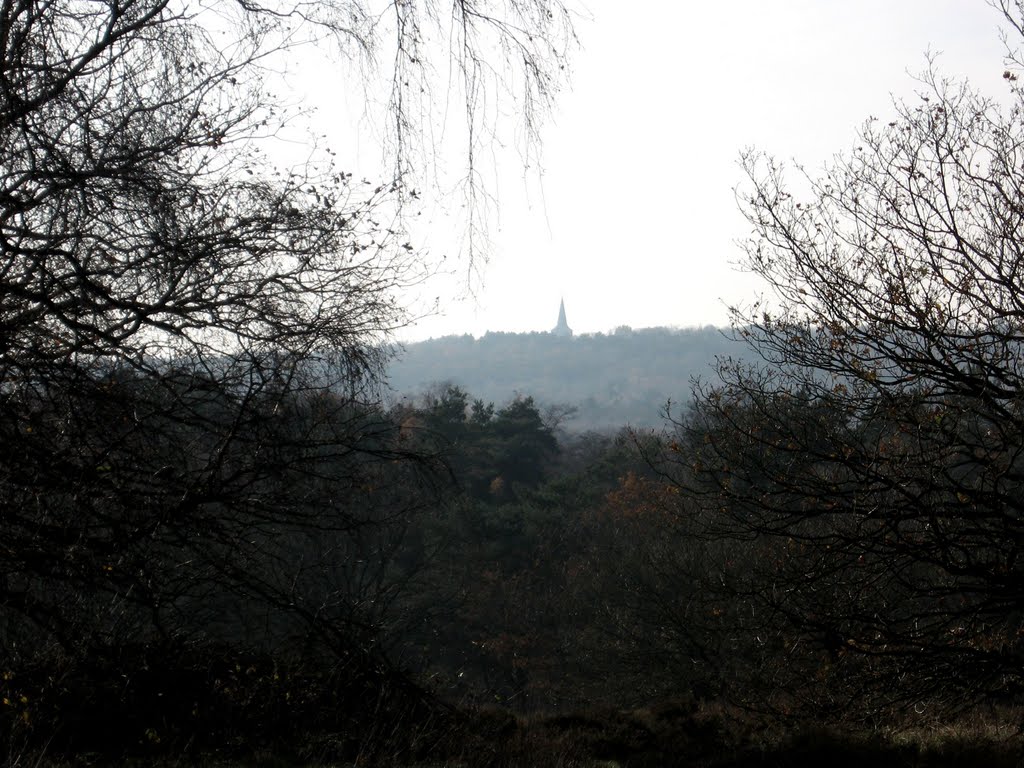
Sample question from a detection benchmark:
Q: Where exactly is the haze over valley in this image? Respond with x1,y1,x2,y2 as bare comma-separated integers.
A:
387,322,740,432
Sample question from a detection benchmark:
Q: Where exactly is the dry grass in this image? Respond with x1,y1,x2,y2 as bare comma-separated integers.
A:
6,699,1023,767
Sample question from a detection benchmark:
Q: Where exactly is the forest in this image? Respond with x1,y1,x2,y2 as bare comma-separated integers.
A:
386,326,740,432
3,374,1023,765
3,0,1024,766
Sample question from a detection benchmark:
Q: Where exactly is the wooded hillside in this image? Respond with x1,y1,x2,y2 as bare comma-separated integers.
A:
386,326,741,431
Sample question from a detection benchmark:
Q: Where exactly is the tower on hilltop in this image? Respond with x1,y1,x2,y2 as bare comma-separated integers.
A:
552,298,573,337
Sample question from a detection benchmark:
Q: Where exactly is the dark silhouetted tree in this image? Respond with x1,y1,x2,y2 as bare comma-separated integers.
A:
0,0,575,749
662,4,1024,714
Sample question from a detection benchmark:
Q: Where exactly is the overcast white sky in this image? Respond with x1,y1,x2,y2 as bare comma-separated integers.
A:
296,1,1012,341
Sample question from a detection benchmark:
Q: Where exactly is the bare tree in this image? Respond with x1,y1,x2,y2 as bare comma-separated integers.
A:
660,6,1024,715
0,1,575,744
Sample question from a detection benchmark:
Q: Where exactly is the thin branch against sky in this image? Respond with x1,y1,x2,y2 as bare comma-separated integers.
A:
281,1,1010,341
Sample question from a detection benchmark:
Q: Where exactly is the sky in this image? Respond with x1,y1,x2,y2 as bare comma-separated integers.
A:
290,1,1013,341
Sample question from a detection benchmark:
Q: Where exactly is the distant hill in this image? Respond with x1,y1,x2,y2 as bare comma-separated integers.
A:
384,326,745,432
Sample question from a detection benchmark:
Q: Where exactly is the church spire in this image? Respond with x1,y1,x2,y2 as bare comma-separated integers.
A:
552,298,573,337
